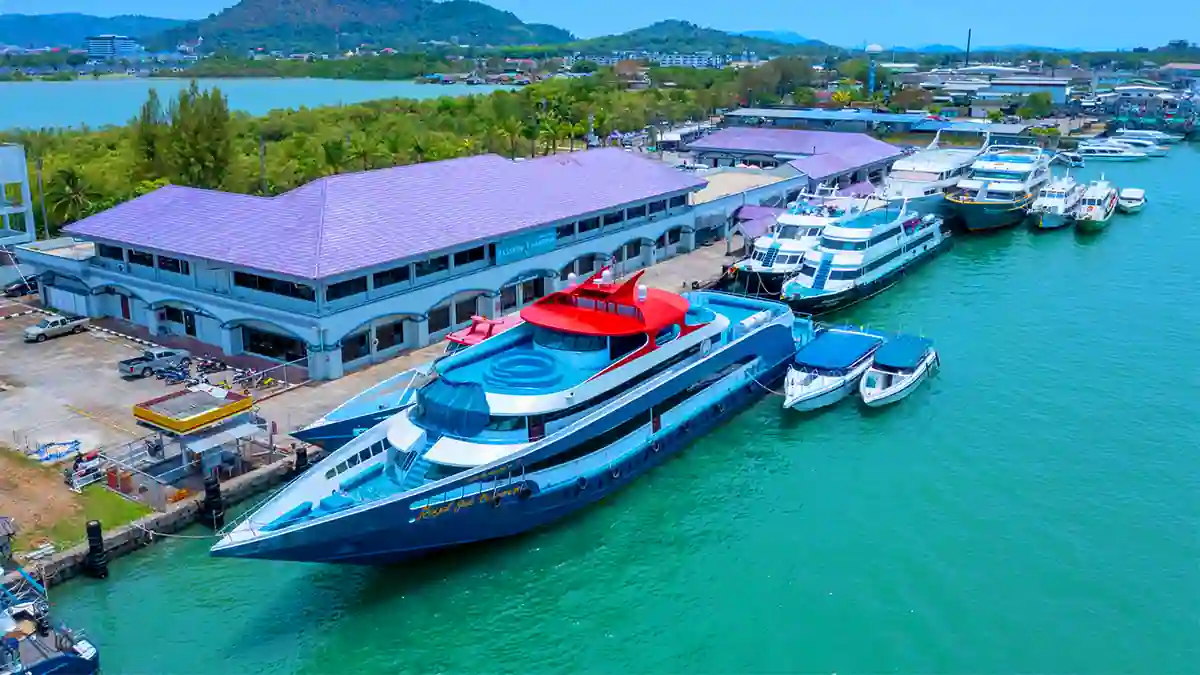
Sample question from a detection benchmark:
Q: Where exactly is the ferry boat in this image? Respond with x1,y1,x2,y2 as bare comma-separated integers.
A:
859,336,938,407
1117,188,1146,214
1030,175,1086,229
944,145,1051,231
210,269,812,564
780,207,950,315
876,131,987,216
1076,143,1148,162
1073,179,1119,232
1,566,100,675
1112,128,1184,144
783,327,884,411
293,316,522,449
723,187,869,297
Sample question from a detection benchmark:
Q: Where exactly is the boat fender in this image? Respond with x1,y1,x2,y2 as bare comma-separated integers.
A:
518,484,532,500
492,495,502,507
651,441,661,453
610,466,621,480
575,476,588,492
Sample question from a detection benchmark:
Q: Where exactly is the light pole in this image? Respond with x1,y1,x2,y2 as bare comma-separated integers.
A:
35,156,49,240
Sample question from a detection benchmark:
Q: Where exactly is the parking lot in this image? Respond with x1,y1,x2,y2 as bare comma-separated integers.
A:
0,307,169,453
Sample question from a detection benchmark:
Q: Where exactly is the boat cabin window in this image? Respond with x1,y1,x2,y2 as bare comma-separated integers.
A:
777,225,801,238
533,326,607,352
425,462,465,482
610,333,646,359
485,415,527,432
655,325,680,346
971,170,1028,180
821,237,869,251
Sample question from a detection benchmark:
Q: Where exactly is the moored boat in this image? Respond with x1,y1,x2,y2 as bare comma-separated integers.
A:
293,316,521,450
944,145,1051,231
1117,188,1146,214
1030,175,1086,229
876,130,988,216
1073,179,1119,233
212,269,814,564
1076,143,1148,162
1,565,100,675
859,335,938,407
1112,128,1184,145
782,327,884,411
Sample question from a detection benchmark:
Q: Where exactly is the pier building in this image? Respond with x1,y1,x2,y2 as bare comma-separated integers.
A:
685,127,902,190
17,149,806,380
724,108,931,134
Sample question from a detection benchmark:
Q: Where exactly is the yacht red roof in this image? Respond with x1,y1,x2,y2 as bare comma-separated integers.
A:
520,270,689,337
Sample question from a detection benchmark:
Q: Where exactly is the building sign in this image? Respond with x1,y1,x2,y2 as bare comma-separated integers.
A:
495,229,557,265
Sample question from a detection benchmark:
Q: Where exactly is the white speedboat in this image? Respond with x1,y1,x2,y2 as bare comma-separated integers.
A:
783,328,884,411
859,336,938,407
1117,188,1146,214
1076,144,1148,162
1073,178,1119,232
1104,137,1168,157
1031,175,1085,229
1112,128,1184,145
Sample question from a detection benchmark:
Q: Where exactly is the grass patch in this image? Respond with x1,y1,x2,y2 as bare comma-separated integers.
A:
0,447,152,555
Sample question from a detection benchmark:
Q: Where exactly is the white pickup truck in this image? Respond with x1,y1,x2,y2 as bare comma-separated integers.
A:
23,314,89,342
116,348,191,378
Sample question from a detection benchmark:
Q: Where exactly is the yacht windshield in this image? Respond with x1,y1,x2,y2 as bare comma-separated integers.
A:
971,170,1029,180
821,237,869,251
776,225,801,238
532,326,607,351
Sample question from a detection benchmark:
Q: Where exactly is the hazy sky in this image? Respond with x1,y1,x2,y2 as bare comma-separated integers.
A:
2,0,1195,50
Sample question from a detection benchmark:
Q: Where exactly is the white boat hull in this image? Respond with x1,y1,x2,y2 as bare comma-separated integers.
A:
859,350,937,407
1117,200,1144,214
783,361,871,411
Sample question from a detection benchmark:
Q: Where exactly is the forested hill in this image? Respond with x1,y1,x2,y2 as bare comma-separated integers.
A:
569,21,829,57
151,0,575,52
0,13,184,48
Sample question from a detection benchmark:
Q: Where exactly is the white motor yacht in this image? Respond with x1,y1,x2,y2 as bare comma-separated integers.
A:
1076,143,1148,162
1073,178,1119,232
1104,137,1168,157
783,328,884,411
1117,188,1146,214
1112,128,1185,145
877,130,988,216
1031,175,1086,229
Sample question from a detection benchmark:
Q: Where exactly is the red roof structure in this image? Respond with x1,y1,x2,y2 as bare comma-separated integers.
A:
520,269,690,337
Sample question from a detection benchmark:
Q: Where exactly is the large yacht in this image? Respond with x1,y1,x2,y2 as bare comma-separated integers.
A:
877,131,988,216
212,269,813,564
780,205,949,315
944,145,1052,231
724,187,877,297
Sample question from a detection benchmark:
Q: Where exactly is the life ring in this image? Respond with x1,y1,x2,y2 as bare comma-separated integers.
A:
610,466,621,480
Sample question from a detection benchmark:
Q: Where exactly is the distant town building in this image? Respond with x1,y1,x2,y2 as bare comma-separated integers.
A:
563,51,753,70
85,34,141,60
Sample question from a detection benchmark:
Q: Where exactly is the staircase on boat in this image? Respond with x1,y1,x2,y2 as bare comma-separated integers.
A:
812,255,833,290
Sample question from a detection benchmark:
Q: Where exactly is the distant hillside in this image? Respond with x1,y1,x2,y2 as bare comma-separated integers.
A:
738,30,823,46
152,0,575,52
571,20,823,56
0,13,185,48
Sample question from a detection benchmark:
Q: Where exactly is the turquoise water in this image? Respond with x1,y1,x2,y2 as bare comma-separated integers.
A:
50,148,1200,674
0,78,513,130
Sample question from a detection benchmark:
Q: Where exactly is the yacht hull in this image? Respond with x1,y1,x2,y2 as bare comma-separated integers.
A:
212,330,795,565
1034,212,1072,229
883,192,949,218
1074,217,1112,233
719,267,793,297
292,408,405,450
784,236,951,315
783,371,864,411
949,198,1032,231
859,352,937,407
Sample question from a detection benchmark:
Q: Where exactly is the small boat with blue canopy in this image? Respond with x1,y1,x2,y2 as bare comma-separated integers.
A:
783,327,885,411
859,335,938,407
2,564,100,675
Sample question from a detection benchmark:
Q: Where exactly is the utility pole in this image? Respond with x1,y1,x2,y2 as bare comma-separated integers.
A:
35,157,49,240
965,28,973,69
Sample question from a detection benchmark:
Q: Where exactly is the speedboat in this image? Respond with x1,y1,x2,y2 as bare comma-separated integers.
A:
1031,175,1086,229
1112,128,1184,145
859,335,938,407
1076,143,1148,162
723,186,867,297
1053,151,1084,168
1117,188,1146,214
293,315,521,449
1,565,100,675
1073,178,1119,232
1103,137,1168,157
211,269,815,564
780,206,949,315
944,145,1052,231
782,327,884,411
877,130,988,216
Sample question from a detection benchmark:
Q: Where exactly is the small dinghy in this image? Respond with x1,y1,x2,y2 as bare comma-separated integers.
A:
859,335,938,407
783,328,885,411
1117,188,1145,214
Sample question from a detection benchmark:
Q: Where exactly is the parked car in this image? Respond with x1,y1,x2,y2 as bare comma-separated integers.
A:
23,314,89,342
117,348,191,378
2,275,38,298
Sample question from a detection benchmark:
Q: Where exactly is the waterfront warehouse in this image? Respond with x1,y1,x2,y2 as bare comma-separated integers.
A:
17,149,805,380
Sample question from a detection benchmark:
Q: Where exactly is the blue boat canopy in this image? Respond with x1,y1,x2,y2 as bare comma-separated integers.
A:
794,330,883,372
873,335,933,371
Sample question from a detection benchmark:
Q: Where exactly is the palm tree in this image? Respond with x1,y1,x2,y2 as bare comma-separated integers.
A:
347,136,375,171
44,168,99,226
560,121,577,151
379,132,406,167
410,137,426,163
501,118,522,159
538,115,560,155
320,139,348,175
572,122,587,150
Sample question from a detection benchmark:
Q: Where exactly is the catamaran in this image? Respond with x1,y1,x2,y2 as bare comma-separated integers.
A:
212,269,814,564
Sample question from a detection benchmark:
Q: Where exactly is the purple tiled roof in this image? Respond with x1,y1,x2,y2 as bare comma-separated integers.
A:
735,205,784,222
65,149,706,279
687,127,901,170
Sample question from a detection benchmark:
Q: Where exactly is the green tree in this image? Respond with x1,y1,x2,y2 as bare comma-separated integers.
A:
44,168,100,227
164,81,233,189
320,139,349,174
570,60,599,74
987,109,1005,122
133,88,166,180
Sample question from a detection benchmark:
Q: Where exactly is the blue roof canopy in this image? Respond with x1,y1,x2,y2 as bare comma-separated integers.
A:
794,330,883,372
873,335,933,370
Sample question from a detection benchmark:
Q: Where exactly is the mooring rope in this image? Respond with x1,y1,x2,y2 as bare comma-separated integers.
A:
749,371,787,397
131,522,223,541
